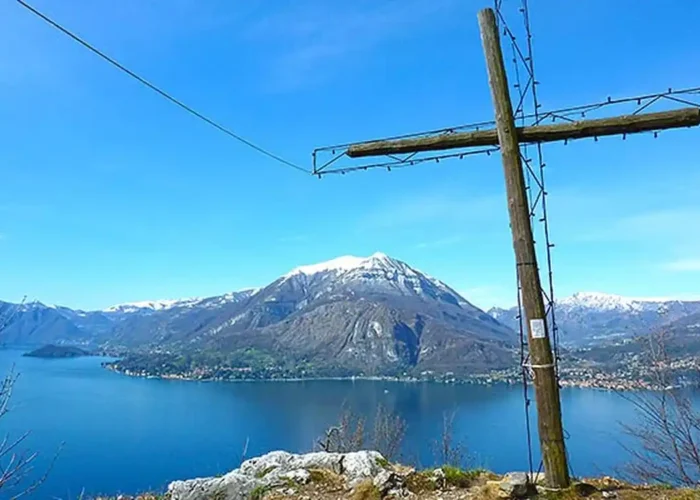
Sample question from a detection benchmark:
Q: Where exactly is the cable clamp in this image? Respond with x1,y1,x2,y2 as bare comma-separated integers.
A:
523,362,555,369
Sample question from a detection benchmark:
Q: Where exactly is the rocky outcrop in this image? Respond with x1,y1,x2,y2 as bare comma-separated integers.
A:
167,449,556,500
100,454,692,500
168,450,386,500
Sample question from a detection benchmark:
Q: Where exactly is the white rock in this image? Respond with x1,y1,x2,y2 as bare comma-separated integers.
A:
168,471,257,500
342,451,386,486
168,450,386,500
280,469,311,484
499,472,529,498
387,486,414,498
374,470,402,495
431,468,446,489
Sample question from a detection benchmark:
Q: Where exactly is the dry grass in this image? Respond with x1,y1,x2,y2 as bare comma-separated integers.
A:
307,468,344,489
535,483,700,500
350,479,381,500
613,487,700,500
404,471,437,494
470,481,503,500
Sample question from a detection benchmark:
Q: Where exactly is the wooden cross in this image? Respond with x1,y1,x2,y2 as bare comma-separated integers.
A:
319,8,700,489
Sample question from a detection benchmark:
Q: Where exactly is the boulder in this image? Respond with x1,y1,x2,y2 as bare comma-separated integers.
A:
168,450,388,500
168,472,257,500
342,451,387,486
373,470,403,495
499,472,529,498
430,467,446,489
529,472,545,484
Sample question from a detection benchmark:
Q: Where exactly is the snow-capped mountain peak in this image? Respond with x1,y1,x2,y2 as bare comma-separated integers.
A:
558,291,675,312
284,252,405,278
279,252,477,310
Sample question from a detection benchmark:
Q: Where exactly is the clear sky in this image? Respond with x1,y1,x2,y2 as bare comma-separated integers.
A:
1,0,699,311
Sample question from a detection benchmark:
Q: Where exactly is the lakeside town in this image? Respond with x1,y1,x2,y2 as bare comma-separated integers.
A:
102,349,700,392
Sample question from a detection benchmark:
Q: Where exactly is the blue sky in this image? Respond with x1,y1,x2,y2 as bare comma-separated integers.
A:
1,0,699,310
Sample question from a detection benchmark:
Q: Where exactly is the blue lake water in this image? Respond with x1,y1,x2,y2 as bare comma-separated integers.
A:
0,349,648,498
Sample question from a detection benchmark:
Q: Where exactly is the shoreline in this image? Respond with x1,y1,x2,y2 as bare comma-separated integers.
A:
102,364,505,385
102,364,653,392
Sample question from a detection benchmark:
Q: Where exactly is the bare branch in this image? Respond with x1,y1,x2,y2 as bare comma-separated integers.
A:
316,404,406,461
431,409,470,468
619,325,700,486
10,443,63,500
0,368,60,498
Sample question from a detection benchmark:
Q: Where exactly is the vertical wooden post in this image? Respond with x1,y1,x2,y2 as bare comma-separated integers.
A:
477,8,570,489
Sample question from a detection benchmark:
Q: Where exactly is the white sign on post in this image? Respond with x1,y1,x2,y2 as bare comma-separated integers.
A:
530,318,546,339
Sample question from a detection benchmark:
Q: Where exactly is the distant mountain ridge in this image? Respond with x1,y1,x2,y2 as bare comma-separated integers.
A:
102,291,260,314
5,261,700,374
488,291,700,345
0,289,258,347
0,253,515,376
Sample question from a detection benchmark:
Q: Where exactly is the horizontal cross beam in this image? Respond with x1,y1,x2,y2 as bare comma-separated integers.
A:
346,108,700,158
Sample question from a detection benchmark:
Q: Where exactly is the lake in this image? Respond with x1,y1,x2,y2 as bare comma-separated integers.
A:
0,349,646,498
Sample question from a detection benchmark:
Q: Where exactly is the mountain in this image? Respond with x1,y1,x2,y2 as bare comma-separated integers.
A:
489,292,700,346
100,290,258,347
0,290,257,348
667,311,700,335
0,301,91,346
0,253,515,376
194,253,515,374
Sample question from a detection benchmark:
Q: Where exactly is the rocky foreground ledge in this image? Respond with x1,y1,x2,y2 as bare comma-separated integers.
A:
104,450,699,500
169,450,392,500
167,449,538,499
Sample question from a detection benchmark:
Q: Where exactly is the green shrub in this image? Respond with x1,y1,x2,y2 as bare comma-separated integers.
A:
375,457,390,468
254,465,277,479
248,485,269,500
442,466,481,488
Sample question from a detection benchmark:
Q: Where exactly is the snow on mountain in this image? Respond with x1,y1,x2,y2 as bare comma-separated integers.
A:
558,291,677,313
102,298,203,314
489,291,700,345
286,252,423,277
285,254,374,277
197,290,259,308
283,252,474,308
197,252,515,373
102,289,258,314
